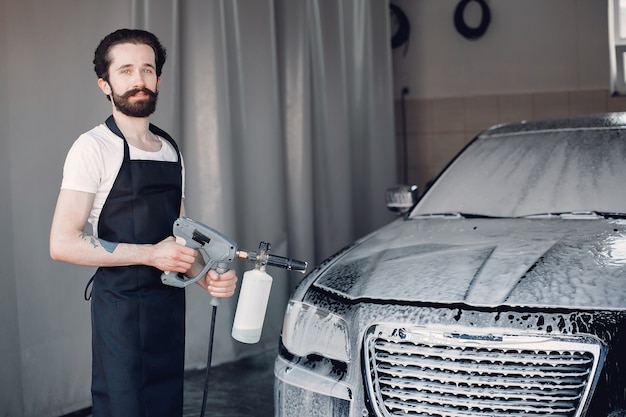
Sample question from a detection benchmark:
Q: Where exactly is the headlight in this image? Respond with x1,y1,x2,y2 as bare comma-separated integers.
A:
281,301,351,363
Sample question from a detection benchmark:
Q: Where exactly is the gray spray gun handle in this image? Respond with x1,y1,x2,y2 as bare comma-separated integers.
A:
211,262,230,306
160,217,237,303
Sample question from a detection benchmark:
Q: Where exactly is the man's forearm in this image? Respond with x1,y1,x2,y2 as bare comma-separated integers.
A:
51,229,196,274
51,231,152,268
80,232,118,254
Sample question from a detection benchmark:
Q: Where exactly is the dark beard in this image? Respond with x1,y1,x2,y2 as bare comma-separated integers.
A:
111,87,158,118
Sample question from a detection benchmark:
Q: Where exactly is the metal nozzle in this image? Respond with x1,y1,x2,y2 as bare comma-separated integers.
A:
236,243,307,274
265,254,307,273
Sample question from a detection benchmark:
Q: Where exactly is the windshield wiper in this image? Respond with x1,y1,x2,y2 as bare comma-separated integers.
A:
595,211,626,219
412,212,499,219
521,211,626,219
412,211,626,220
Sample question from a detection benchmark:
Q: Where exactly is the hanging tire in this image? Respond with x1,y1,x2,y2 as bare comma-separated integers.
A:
454,0,491,40
390,3,411,49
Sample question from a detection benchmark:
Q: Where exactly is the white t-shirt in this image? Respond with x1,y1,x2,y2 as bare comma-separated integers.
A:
61,123,185,236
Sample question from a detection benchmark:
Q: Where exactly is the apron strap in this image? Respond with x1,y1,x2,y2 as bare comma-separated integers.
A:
84,275,95,301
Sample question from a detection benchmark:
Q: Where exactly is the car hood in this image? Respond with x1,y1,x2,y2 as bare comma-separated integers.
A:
312,218,626,310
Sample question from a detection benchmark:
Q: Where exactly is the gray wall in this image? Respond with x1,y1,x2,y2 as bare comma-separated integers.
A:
392,0,608,99
0,2,21,415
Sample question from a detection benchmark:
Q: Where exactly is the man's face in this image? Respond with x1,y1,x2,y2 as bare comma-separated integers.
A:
101,43,160,118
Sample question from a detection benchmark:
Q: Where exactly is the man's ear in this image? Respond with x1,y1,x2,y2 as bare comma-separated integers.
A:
97,78,111,96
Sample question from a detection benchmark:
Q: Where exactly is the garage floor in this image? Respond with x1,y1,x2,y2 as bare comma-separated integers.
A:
62,348,276,417
183,348,276,417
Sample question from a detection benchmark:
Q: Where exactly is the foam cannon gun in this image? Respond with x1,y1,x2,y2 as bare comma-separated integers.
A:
160,217,307,343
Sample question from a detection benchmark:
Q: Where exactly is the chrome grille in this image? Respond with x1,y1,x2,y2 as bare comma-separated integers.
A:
364,325,605,417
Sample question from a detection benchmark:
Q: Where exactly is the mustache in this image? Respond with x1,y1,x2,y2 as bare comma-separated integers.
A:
119,87,158,99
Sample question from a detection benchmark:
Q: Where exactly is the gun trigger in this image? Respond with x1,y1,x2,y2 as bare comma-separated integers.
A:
175,236,187,246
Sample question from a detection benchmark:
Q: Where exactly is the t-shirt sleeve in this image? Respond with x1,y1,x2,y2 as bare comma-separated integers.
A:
60,135,103,194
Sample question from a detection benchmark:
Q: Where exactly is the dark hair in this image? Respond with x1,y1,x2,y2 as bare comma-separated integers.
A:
93,29,167,81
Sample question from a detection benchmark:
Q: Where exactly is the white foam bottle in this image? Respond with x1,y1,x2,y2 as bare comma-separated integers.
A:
231,267,273,343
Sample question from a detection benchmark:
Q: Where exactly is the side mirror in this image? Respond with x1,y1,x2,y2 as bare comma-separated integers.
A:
386,185,418,214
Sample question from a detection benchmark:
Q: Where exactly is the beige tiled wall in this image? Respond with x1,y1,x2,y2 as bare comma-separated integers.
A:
394,89,626,193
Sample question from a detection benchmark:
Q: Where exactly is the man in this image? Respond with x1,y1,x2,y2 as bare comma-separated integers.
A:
49,29,238,417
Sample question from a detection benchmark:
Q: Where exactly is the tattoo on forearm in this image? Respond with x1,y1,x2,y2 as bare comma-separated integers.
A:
79,233,118,253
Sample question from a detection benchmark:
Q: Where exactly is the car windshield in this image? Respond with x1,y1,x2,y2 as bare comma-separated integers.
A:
411,128,626,218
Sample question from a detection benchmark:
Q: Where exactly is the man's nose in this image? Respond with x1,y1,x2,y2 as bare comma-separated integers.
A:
131,70,146,87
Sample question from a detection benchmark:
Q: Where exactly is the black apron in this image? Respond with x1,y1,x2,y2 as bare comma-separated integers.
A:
90,116,185,417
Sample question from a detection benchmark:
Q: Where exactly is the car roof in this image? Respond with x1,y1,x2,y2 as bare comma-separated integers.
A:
481,112,626,138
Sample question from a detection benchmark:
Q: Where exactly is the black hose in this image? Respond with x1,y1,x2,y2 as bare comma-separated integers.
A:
200,305,218,417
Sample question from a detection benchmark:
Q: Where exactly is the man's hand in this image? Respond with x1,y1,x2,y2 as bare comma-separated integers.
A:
149,236,197,273
199,269,238,298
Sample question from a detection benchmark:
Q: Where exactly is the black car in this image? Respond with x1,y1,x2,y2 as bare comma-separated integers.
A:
274,112,626,417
